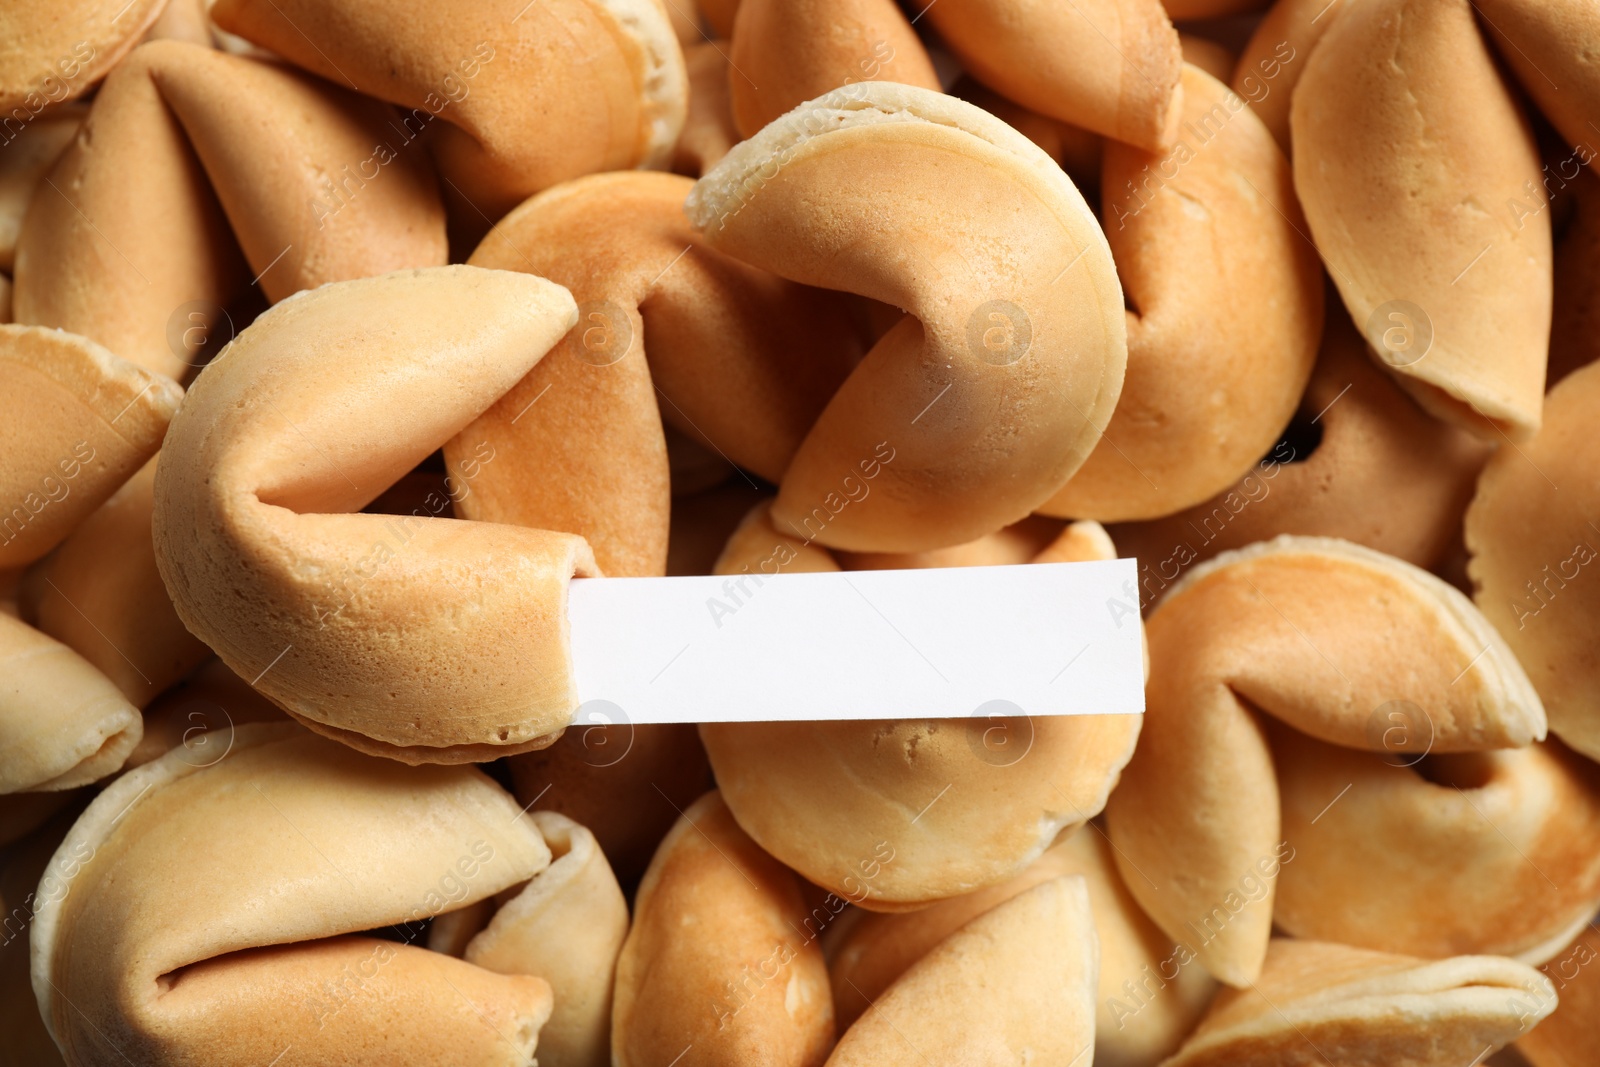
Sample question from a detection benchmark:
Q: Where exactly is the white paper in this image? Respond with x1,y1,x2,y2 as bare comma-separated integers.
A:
565,560,1145,724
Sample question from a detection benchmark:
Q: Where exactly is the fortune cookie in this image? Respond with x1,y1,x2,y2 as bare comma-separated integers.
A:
0,610,140,795
830,829,1214,1066
1109,305,1490,579
1106,535,1544,986
1292,0,1550,440
22,458,210,707
211,0,688,222
31,725,563,1067
1473,0,1600,164
687,82,1127,551
154,266,597,764
1233,0,1344,148
1273,725,1600,963
1466,360,1600,763
1043,64,1323,522
506,722,712,888
0,324,180,569
612,791,834,1067
827,877,1098,1067
0,105,81,273
14,39,447,380
445,170,858,577
701,521,1140,908
0,0,164,111
1518,926,1600,1067
727,0,938,136
1162,939,1556,1066
922,0,1183,151
429,812,629,1067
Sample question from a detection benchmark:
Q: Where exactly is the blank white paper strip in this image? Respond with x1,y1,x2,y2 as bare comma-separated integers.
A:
565,559,1145,724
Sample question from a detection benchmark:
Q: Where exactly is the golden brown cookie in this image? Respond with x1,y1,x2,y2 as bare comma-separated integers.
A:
428,812,629,1067
1106,536,1544,986
445,171,858,577
688,82,1127,551
611,791,834,1067
1163,939,1556,1066
826,877,1098,1067
1466,359,1600,763
1108,306,1491,581
153,266,595,764
0,0,165,111
0,325,180,569
1273,725,1600,963
1043,64,1323,522
21,457,209,707
14,40,447,380
1518,926,1600,1066
1292,0,1549,440
211,0,688,222
32,726,563,1067
0,608,140,795
924,0,1183,151
727,0,937,137
829,829,1215,1065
